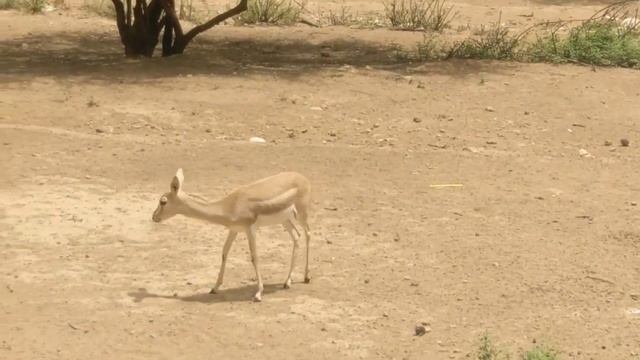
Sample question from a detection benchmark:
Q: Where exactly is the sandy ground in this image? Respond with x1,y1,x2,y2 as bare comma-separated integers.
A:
1,0,640,359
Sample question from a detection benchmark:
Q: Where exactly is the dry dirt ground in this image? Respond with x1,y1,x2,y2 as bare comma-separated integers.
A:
1,0,640,359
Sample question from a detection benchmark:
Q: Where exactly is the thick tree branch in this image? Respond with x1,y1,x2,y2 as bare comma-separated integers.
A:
126,0,132,26
162,20,174,56
111,0,128,45
147,0,162,29
159,0,183,37
183,0,247,43
133,0,146,34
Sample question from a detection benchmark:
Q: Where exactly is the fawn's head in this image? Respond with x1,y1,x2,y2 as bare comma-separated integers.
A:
152,168,185,223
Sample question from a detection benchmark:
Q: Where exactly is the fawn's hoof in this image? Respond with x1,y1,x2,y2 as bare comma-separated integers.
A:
209,288,217,294
283,278,292,289
253,293,262,302
304,276,311,284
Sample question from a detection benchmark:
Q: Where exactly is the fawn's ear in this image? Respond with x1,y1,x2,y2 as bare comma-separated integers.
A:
170,168,184,194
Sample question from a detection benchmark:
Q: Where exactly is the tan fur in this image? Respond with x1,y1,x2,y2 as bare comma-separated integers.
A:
152,169,312,302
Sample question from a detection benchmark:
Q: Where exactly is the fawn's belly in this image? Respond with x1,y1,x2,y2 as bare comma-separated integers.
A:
255,205,296,227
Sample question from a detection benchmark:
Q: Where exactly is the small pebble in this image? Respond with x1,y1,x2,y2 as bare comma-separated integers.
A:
621,138,630,147
414,322,431,336
249,137,266,144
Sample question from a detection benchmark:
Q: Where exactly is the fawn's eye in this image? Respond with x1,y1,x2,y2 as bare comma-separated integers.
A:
160,197,168,205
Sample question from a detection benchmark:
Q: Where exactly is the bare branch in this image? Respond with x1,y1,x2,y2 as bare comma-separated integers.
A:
159,0,183,37
183,0,248,43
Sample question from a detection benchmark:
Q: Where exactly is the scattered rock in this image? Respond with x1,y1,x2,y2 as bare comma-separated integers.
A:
486,140,497,145
463,146,482,153
485,106,495,112
414,322,431,336
524,111,530,115
416,82,425,89
249,137,266,144
631,202,638,206
413,117,422,123
328,131,337,137
205,129,212,133
310,106,323,111
320,52,331,58
578,149,592,157
620,138,630,147
428,143,447,149
364,279,370,284
604,140,612,146
630,293,639,301
95,126,113,134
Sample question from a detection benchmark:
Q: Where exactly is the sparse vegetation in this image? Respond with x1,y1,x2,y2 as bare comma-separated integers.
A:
21,0,45,12
474,333,561,360
0,0,19,10
236,0,306,25
82,0,115,18
528,21,640,67
522,345,560,360
415,34,446,60
326,3,354,26
449,14,525,60
392,2,640,69
382,0,455,31
476,333,507,360
0,0,47,13
324,5,385,28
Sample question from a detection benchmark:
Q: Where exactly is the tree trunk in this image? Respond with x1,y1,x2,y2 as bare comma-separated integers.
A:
111,0,248,57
